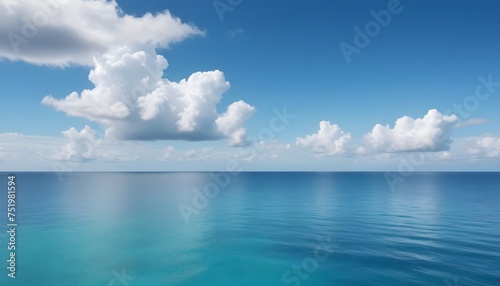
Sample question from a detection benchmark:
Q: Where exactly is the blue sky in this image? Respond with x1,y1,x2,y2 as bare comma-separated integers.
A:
0,0,499,171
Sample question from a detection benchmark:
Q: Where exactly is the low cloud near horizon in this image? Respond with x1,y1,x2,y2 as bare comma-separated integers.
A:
297,109,459,155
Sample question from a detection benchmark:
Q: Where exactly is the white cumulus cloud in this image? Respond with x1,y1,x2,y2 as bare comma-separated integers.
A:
215,101,256,146
363,109,458,153
296,121,352,156
0,0,202,66
467,135,500,158
42,46,255,145
53,126,100,161
4,0,255,146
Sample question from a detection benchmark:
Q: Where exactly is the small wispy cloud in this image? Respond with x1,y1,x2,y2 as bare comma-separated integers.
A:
456,118,488,128
0,147,7,159
227,28,244,38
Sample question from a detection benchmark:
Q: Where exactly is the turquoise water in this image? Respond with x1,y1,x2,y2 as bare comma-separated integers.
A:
0,172,499,285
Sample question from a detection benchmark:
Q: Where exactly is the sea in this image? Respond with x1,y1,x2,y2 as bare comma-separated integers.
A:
0,172,498,285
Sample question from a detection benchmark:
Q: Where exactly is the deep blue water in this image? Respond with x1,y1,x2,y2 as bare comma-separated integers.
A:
0,172,498,285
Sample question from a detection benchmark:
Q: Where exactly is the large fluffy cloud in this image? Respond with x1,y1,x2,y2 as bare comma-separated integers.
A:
0,0,202,66
296,121,352,156
7,0,255,146
42,46,255,145
363,109,458,152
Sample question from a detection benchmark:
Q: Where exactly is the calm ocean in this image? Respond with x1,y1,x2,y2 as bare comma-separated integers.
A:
0,172,498,285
